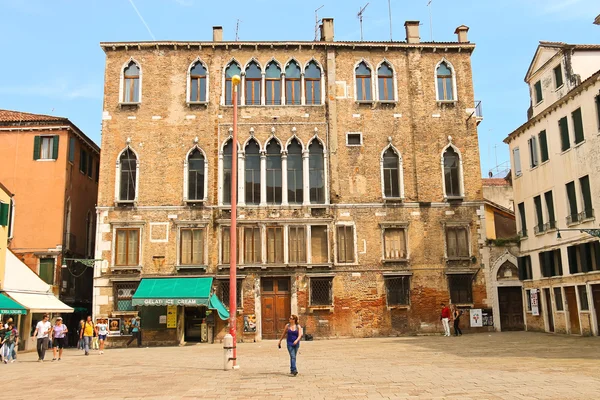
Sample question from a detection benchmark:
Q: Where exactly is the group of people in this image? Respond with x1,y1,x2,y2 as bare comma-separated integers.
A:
440,303,464,337
0,318,19,363
32,314,69,361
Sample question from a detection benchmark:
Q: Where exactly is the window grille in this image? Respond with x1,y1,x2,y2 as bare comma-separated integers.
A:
310,277,333,306
385,276,410,306
217,279,242,308
115,282,139,311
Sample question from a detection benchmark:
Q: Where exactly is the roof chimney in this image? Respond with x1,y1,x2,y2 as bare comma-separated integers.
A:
320,18,334,41
454,25,469,43
213,26,223,42
404,21,420,44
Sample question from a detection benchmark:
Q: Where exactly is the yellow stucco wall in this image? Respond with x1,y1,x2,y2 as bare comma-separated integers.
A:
0,184,12,290
485,204,496,240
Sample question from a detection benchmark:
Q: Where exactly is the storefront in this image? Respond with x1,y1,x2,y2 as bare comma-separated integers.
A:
0,294,27,333
127,277,229,346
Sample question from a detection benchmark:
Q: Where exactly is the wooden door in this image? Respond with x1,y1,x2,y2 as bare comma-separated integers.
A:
591,285,600,335
498,287,524,331
544,288,554,332
564,286,581,335
261,278,291,339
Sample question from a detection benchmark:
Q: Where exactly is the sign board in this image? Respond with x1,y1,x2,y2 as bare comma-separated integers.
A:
531,289,539,316
159,315,167,324
470,309,483,327
108,318,121,336
243,314,256,332
166,305,177,329
482,308,494,327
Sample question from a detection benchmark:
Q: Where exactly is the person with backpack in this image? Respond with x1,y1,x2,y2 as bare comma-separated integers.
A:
80,316,94,356
126,316,142,347
1,321,18,363
51,317,68,361
452,305,463,336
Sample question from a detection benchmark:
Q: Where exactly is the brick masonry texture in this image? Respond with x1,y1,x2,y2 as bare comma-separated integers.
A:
95,34,487,343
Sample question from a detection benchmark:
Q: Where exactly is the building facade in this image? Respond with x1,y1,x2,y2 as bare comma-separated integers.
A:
0,110,100,336
94,19,489,345
0,182,14,289
505,42,600,336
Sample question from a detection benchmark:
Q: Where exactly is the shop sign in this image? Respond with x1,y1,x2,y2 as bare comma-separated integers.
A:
167,305,177,329
141,298,203,306
531,289,539,316
482,308,494,327
470,309,483,327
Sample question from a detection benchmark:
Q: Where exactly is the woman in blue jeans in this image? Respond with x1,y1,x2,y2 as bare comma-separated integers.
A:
278,314,303,376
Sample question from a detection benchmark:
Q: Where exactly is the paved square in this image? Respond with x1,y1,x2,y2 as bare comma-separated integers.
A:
5,332,600,399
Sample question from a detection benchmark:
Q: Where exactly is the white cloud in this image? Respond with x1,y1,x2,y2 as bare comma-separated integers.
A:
0,80,102,100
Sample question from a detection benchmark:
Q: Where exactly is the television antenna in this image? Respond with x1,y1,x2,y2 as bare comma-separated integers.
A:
314,5,324,41
235,19,241,41
388,0,393,41
358,3,369,41
427,0,434,41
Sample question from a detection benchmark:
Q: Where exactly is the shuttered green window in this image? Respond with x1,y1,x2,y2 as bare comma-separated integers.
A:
559,117,570,151
534,81,543,103
544,191,556,228
52,135,59,159
553,65,563,88
539,130,549,162
0,202,9,226
33,135,59,160
572,108,584,144
566,181,578,223
68,138,76,162
39,258,55,285
580,175,593,219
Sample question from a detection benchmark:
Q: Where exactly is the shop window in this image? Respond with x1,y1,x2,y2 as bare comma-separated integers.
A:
39,258,55,285
385,276,410,306
310,277,332,306
336,225,355,263
115,282,139,311
115,228,140,266
180,228,205,265
578,286,589,311
266,226,283,264
553,287,563,311
310,226,329,264
288,226,306,263
243,226,261,264
446,226,469,259
539,249,563,277
217,279,242,308
383,228,407,260
448,274,473,304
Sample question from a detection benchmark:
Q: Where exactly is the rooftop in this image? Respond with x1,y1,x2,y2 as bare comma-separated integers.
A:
482,178,511,187
0,109,65,123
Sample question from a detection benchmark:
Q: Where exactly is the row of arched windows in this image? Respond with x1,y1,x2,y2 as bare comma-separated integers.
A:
120,57,457,105
115,141,463,204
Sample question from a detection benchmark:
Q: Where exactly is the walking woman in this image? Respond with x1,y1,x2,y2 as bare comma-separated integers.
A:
80,316,94,356
1,321,18,363
51,317,68,361
95,318,108,354
452,305,463,336
277,315,303,376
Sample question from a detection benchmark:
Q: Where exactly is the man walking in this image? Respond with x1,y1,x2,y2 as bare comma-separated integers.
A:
440,303,451,337
32,314,51,362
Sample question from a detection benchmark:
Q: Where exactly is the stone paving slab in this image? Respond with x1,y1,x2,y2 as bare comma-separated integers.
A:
3,332,600,399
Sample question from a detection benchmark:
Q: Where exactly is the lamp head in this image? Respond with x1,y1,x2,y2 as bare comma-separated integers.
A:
556,230,562,239
232,75,241,86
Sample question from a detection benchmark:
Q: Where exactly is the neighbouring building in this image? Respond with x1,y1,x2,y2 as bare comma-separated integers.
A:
505,42,600,336
0,182,14,288
0,110,100,340
94,19,489,346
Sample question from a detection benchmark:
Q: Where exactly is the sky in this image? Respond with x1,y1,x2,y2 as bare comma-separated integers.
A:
0,0,598,177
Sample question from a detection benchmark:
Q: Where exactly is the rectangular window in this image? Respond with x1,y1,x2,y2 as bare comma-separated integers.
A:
528,136,539,168
115,282,139,311
266,226,283,264
286,79,301,105
566,181,579,224
305,79,321,105
40,136,53,159
534,80,543,103
534,195,544,234
559,117,570,152
95,162,100,183
568,241,600,274
572,108,585,145
525,289,532,312
383,228,407,260
39,258,55,285
288,226,306,263
579,175,593,220
243,226,261,264
385,276,410,306
513,147,522,176
538,130,549,162
544,191,556,230
310,226,329,264
80,149,87,173
553,287,564,311
518,202,527,237
221,227,240,264
180,228,204,265
68,137,76,163
539,249,563,277
346,133,362,146
217,279,242,308
0,202,9,227
553,64,563,88
448,274,473,304
518,256,533,280
578,285,589,311
336,225,355,263
445,226,469,259
115,228,140,266
310,277,332,306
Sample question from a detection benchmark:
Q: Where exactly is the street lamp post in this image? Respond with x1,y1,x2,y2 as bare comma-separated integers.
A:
229,74,241,368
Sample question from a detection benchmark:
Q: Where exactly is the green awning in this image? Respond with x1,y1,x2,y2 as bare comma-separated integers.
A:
209,294,230,320
0,293,27,315
132,277,213,306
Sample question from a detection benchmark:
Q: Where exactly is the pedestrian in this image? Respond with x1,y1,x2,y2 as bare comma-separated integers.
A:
0,323,6,363
96,318,108,354
277,314,303,376
452,305,463,336
4,318,17,361
440,303,451,337
51,317,68,361
1,321,18,363
126,316,142,347
77,319,85,350
32,314,52,362
80,315,94,356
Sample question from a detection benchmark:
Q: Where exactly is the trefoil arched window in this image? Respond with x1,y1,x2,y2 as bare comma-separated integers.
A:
355,61,372,101
187,148,205,201
245,61,262,106
309,140,325,203
265,62,282,105
190,61,207,102
305,61,321,105
225,62,241,105
119,149,137,202
286,61,301,105
245,140,261,204
377,62,394,101
436,62,454,101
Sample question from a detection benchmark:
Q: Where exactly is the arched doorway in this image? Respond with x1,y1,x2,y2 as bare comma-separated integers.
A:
496,261,525,331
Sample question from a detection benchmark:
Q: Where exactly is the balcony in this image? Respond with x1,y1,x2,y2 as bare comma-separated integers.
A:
518,229,528,239
534,224,545,235
579,208,595,222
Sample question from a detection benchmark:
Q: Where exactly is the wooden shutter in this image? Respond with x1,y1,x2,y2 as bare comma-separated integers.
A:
539,130,548,162
513,148,521,176
518,257,525,280
87,153,93,177
52,135,59,160
580,243,591,273
33,136,41,160
68,138,75,162
559,117,570,151
555,250,563,276
572,108,584,144
593,241,600,272
0,202,8,226
568,246,578,274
